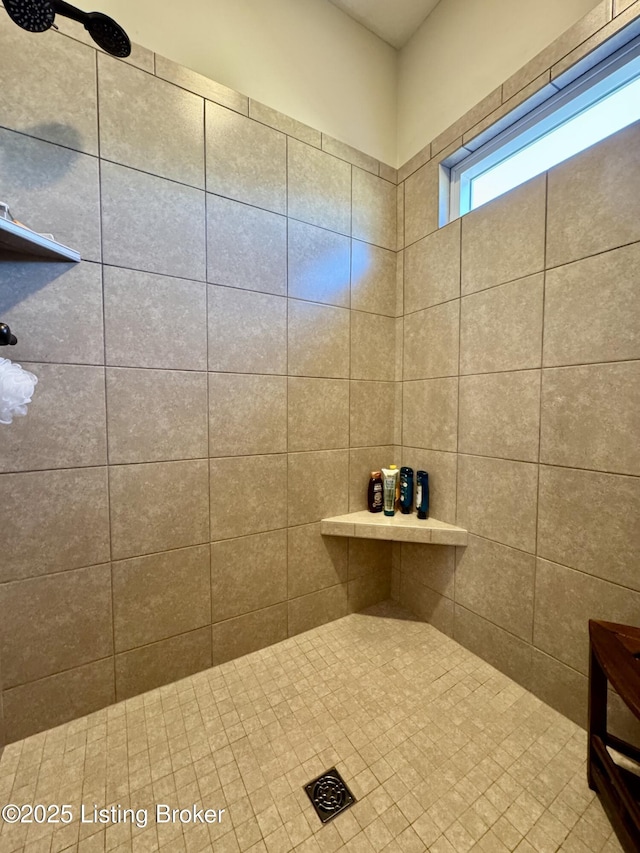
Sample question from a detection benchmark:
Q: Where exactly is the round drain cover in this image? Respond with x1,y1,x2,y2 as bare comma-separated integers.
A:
312,775,347,812
304,767,355,823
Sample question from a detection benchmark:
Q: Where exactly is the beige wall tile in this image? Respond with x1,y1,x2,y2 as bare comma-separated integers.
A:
0,27,97,153
349,566,391,614
288,220,350,307
432,87,502,156
456,455,538,552
110,460,209,559
0,363,106,473
0,565,112,687
350,381,395,448
458,372,541,462
288,300,350,378
397,183,405,251
348,539,393,581
155,55,247,114
551,3,640,80
0,262,104,366
399,447,457,524
322,134,379,174
460,274,543,374
404,219,461,315
289,450,349,526
454,605,532,689
210,454,287,540
537,466,640,591
208,286,286,374
540,362,640,475
0,467,110,583
530,649,587,728
288,378,349,452
544,243,640,367
288,585,348,636
463,74,555,151
250,100,320,147
211,530,287,623
101,161,205,279
211,604,288,666
0,128,101,262
206,101,286,214
379,163,397,184
107,368,208,464
403,300,460,380
534,558,640,675
615,0,638,12
547,121,640,267
207,194,286,295
398,143,431,185
209,373,287,456
288,522,349,597
404,160,439,246
351,312,396,381
456,535,535,641
400,573,453,636
351,242,396,317
104,268,207,370
112,545,211,652
348,446,395,513
98,54,204,188
287,139,351,235
115,627,211,701
2,659,114,743
400,543,455,597
402,378,458,452
501,2,611,101
461,176,546,295
352,169,397,250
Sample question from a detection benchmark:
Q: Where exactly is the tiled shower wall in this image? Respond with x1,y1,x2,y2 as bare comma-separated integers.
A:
394,0,640,728
0,18,399,746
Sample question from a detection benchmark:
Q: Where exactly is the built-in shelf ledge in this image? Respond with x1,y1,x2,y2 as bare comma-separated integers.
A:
0,218,81,262
321,510,468,545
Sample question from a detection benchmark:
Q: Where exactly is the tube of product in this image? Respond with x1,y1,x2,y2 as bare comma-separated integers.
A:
381,467,398,517
416,470,429,519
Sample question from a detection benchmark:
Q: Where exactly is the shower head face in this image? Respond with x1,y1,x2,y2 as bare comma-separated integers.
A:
84,11,131,57
3,0,55,32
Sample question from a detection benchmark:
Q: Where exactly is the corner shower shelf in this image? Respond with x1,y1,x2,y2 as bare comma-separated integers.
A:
321,511,468,545
0,218,80,262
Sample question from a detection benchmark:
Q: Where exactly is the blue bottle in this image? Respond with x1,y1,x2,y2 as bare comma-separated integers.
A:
399,467,413,514
416,471,429,519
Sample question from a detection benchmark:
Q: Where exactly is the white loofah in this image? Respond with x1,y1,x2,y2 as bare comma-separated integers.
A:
0,357,38,425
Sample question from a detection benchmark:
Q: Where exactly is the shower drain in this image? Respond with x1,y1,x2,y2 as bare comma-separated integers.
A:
304,767,356,823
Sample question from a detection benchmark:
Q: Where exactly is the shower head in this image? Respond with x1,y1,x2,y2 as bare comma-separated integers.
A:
52,0,131,57
82,10,130,57
3,0,55,33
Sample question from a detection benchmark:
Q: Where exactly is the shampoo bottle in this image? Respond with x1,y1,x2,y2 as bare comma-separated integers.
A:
399,466,414,514
367,471,383,513
416,470,429,519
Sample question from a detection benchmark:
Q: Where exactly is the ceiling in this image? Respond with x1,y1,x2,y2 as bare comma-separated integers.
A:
326,0,442,48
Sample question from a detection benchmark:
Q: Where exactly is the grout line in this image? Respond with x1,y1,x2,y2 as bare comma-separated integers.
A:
285,134,290,641
95,47,118,703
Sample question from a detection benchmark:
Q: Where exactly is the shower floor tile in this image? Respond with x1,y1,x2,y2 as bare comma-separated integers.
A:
0,602,623,853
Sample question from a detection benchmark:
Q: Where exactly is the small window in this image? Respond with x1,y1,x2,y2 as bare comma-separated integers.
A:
445,32,640,221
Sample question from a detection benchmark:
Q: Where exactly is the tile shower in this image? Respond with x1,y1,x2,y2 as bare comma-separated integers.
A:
0,0,639,849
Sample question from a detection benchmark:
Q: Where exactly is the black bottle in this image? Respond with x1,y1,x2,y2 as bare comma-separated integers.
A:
416,470,429,519
368,471,383,513
399,467,413,514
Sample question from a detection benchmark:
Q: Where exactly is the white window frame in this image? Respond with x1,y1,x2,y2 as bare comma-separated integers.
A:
443,30,640,223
